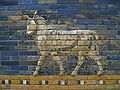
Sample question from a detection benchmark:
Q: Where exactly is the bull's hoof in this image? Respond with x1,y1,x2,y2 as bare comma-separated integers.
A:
33,71,39,76
71,72,77,76
59,72,65,76
97,71,103,76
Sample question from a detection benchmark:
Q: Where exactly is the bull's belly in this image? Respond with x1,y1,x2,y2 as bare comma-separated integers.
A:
38,45,97,56
37,45,90,51
37,40,96,56
36,35,92,51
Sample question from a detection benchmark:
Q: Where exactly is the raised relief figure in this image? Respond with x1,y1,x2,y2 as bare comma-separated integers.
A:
24,11,107,76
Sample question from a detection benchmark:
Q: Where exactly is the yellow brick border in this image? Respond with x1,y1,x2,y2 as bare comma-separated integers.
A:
0,75,120,90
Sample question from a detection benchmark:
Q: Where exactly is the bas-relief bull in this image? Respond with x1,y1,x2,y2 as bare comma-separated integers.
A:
23,11,107,76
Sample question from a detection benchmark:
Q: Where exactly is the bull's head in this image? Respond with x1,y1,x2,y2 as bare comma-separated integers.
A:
27,18,37,35
26,11,47,35
26,11,37,35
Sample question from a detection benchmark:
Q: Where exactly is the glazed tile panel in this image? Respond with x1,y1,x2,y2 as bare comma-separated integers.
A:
0,0,119,76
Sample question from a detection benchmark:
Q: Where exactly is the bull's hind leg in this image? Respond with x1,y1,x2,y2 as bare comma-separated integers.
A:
71,56,85,76
33,56,46,76
52,55,65,75
88,55,106,75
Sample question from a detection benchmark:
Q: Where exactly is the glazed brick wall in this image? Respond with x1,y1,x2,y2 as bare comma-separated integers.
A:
0,0,120,76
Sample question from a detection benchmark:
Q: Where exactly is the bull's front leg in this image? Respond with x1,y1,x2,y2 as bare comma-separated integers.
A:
88,54,107,75
33,56,46,76
52,52,65,75
71,56,85,76
95,56,107,75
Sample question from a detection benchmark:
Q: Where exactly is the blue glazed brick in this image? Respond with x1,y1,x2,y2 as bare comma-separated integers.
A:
87,25,108,30
98,0,108,4
0,41,18,46
98,8,117,15
28,5,49,10
57,9,80,14
49,4,67,9
8,5,28,10
57,0,78,4
1,61,19,65
0,26,8,30
0,11,18,16
0,16,7,21
1,51,18,56
19,61,37,65
0,6,8,10
28,0,37,5
77,19,97,25
0,56,9,60
107,56,120,60
0,37,9,40
17,5,28,10
2,71,19,75
9,26,26,30
108,0,117,5
58,4,87,9
108,20,117,25
108,44,117,48
18,0,28,5
38,0,57,4
10,56,22,61
41,66,49,68
97,0,108,8
39,71,49,75
8,6,19,10
87,4,96,8
11,66,28,70
0,0,18,6
97,4,108,8
0,66,11,70
19,51,38,55
118,21,120,25
108,0,115,4
117,31,120,35
117,0,120,6
107,25,116,30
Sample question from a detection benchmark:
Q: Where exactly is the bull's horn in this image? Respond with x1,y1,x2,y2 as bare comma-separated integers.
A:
34,11,37,15
33,11,38,18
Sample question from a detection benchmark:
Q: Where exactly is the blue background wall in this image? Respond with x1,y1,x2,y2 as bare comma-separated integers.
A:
0,0,120,75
